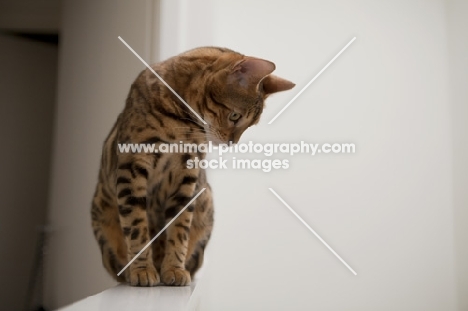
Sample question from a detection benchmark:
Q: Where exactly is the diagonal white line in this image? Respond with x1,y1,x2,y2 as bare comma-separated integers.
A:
268,37,356,124
118,36,207,125
268,188,357,276
117,188,206,276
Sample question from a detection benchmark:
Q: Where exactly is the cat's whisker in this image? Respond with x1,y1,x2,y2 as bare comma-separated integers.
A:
172,123,213,132
179,117,206,128
172,127,208,133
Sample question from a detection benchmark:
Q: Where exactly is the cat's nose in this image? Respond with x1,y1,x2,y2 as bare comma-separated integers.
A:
228,134,240,145
228,133,237,144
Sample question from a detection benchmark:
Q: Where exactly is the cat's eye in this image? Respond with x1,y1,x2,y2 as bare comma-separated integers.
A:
229,112,241,122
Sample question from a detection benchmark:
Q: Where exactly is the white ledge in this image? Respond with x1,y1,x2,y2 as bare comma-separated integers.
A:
58,282,200,311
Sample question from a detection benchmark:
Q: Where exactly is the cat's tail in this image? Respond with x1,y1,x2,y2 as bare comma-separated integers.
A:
91,187,127,283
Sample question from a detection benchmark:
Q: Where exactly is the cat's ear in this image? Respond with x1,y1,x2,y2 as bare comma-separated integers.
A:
229,57,276,88
261,75,295,95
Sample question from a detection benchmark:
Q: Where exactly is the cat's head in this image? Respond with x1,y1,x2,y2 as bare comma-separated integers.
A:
200,50,295,144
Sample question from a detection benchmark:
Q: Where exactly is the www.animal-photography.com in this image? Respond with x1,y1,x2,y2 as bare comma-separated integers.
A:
1,0,467,310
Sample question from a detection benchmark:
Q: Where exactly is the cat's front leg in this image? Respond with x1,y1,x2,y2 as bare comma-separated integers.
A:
160,168,199,286
161,207,193,286
116,156,159,286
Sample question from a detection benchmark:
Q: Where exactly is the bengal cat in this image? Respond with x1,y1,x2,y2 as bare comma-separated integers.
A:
91,47,295,286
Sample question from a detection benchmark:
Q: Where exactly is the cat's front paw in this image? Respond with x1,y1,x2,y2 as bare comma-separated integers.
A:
128,265,160,287
161,268,191,286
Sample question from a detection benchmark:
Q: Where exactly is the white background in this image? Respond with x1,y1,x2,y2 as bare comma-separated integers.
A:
45,0,468,310
195,0,456,310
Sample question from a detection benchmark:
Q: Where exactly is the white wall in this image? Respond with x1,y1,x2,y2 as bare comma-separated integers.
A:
160,0,458,310
447,0,468,310
0,33,57,310
44,0,157,308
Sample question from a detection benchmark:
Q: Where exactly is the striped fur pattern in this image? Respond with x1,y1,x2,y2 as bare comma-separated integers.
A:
91,47,294,286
